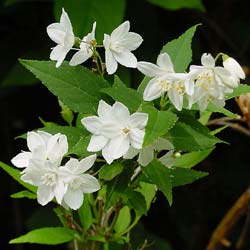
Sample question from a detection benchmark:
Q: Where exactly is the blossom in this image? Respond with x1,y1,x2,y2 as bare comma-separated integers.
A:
47,8,74,67
21,159,66,206
188,53,236,110
222,55,245,87
103,21,143,75
60,155,100,210
124,137,173,166
137,53,193,110
69,22,96,66
81,100,148,164
11,131,68,169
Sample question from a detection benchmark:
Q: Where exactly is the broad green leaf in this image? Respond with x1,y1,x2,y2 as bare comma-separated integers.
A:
9,227,76,245
207,103,237,118
101,76,143,111
78,195,93,231
0,161,36,193
136,182,156,210
54,0,126,41
126,190,147,216
225,84,250,100
211,125,228,135
161,24,200,72
199,111,212,125
11,190,36,199
20,60,109,114
114,206,131,233
171,168,208,187
142,159,173,205
174,147,214,168
99,163,124,181
67,135,92,158
142,104,178,146
147,0,205,11
165,115,222,151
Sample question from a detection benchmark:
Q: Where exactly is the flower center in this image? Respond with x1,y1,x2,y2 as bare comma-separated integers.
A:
69,177,82,190
41,172,57,186
196,70,214,91
173,81,185,95
122,127,130,134
158,79,171,91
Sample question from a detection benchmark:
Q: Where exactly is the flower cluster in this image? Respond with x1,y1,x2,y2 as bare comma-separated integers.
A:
11,131,100,210
47,9,245,112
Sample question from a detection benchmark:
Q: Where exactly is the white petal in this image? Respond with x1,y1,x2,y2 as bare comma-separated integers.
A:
47,23,65,44
223,57,245,79
157,53,174,72
54,180,66,204
121,32,143,51
102,141,115,164
111,21,130,42
27,131,46,152
50,45,69,68
201,53,215,68
69,50,92,66
130,128,145,149
109,135,130,159
37,185,54,206
138,146,154,166
87,135,108,152
60,8,73,32
79,174,100,193
168,88,183,111
123,147,139,159
81,116,102,134
113,50,137,68
82,21,96,43
137,61,162,77
105,46,118,74
78,154,96,173
11,151,32,168
128,112,148,129
37,131,52,144
63,188,83,210
184,75,195,95
215,67,238,88
97,100,113,120
143,78,164,101
101,122,121,138
113,101,130,121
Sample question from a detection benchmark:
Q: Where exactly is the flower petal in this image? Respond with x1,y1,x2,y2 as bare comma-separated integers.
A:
168,88,183,111
63,188,83,210
113,50,137,68
111,21,130,42
137,61,162,77
102,141,115,164
113,101,130,122
47,23,65,44
105,47,118,74
78,154,96,173
109,135,130,159
157,53,174,72
87,135,108,152
69,50,92,66
60,8,73,32
201,53,215,68
27,131,46,152
121,32,143,51
37,185,54,206
128,112,148,129
50,45,69,68
79,174,100,193
143,78,164,101
223,57,245,80
81,116,102,134
11,151,32,168
130,128,145,149
97,100,113,120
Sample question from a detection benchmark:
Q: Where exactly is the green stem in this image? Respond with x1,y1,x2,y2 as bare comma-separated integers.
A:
214,52,223,62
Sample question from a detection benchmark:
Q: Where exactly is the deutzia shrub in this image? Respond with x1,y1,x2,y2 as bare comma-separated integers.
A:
2,8,250,250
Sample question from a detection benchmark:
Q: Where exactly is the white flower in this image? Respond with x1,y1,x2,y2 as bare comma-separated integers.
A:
11,131,68,168
223,56,245,87
103,21,143,75
188,53,234,110
124,137,173,166
21,159,66,206
60,155,100,210
81,100,148,164
69,22,96,66
47,8,75,68
138,53,193,110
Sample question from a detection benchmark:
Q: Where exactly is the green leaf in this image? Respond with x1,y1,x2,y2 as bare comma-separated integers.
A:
207,103,238,118
199,111,212,125
0,161,36,193
161,24,200,72
225,84,250,100
54,0,126,41
114,206,131,233
142,159,173,205
101,75,143,111
165,115,222,151
20,60,109,114
147,0,205,11
11,190,36,199
99,162,124,181
136,182,156,210
126,190,147,216
9,227,76,245
67,135,92,158
78,195,93,231
142,104,178,146
59,101,74,126
171,168,208,187
174,147,214,168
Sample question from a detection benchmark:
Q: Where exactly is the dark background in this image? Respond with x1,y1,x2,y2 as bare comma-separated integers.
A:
0,0,250,249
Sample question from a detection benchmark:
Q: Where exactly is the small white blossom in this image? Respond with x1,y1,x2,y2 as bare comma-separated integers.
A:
138,53,193,110
11,131,68,169
103,21,143,75
69,22,96,66
81,100,148,164
47,8,74,67
60,155,100,210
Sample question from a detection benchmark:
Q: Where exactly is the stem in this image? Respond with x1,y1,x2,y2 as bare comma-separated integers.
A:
214,52,223,62
74,239,79,250
117,216,141,236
